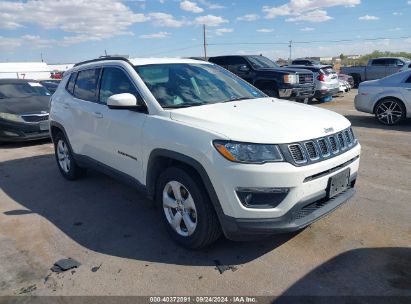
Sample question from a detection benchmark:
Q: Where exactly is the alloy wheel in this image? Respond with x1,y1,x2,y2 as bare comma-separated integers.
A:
162,181,197,237
376,100,404,125
57,139,71,173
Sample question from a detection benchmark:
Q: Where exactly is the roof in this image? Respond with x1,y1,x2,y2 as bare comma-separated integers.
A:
0,62,51,72
130,57,211,66
0,79,38,84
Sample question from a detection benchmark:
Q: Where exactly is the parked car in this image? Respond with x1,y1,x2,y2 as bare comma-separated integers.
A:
354,70,411,125
50,57,361,248
291,58,321,66
287,65,340,101
0,79,51,142
338,73,354,88
40,80,61,94
208,55,315,102
337,80,350,95
340,57,411,87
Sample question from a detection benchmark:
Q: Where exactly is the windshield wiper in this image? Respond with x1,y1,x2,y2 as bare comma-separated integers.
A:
222,96,253,103
163,102,206,109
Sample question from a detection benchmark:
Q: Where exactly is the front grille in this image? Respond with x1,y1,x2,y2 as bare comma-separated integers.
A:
282,127,358,166
288,144,306,163
317,138,330,157
21,114,49,122
298,74,313,84
304,141,319,160
328,136,338,153
337,133,346,150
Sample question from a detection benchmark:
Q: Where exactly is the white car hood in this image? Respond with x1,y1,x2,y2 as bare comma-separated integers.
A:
169,98,351,143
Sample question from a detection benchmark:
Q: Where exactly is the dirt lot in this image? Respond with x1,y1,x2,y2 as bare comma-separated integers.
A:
0,90,410,298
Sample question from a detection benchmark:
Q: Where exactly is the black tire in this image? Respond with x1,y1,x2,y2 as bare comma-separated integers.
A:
155,166,221,249
374,98,406,125
53,131,86,180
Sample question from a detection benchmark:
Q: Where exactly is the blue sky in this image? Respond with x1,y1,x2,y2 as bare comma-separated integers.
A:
1,0,411,63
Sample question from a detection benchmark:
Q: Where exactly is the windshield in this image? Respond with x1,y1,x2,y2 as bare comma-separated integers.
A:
246,56,279,69
0,82,51,99
135,63,264,108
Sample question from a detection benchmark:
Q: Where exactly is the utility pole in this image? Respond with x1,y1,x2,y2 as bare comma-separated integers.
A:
203,24,207,60
288,40,292,64
40,52,43,62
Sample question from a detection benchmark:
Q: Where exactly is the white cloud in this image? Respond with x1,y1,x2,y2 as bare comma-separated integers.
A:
215,28,233,36
194,15,228,26
140,31,170,39
359,15,379,21
0,35,54,49
256,28,273,33
262,0,360,23
0,0,149,43
300,27,315,32
389,27,401,31
237,14,259,21
197,0,225,9
392,12,402,16
286,10,332,23
149,12,186,27
180,1,204,13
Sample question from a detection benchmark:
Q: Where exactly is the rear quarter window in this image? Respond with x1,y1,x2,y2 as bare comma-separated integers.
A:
65,72,77,94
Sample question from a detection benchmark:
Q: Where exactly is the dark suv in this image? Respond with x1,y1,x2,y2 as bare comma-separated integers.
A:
208,55,315,101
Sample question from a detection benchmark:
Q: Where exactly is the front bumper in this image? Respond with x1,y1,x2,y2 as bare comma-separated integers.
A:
314,87,339,99
278,84,315,100
0,119,50,142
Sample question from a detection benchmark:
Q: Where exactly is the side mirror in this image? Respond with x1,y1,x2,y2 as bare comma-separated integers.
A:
107,93,147,111
238,65,250,72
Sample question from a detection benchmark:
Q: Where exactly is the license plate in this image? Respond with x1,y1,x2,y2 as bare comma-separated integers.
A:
327,168,350,198
39,120,49,131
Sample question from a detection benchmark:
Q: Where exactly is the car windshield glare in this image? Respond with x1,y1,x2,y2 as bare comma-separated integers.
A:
0,83,51,99
246,56,279,69
134,63,264,108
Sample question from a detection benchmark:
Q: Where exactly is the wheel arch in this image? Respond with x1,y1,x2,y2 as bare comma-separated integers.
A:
373,96,406,114
146,149,230,232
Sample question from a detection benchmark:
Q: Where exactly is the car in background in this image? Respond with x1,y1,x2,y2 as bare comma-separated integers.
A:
208,55,315,102
354,70,411,125
341,57,411,87
337,80,350,95
291,58,321,66
338,73,354,88
0,79,51,142
40,80,61,94
287,65,340,101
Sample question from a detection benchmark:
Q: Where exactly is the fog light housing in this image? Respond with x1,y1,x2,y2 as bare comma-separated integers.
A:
236,187,289,209
2,131,19,137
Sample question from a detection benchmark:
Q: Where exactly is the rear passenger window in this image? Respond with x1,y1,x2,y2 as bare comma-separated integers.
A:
406,75,411,83
99,67,142,105
73,68,101,102
371,59,387,66
66,72,77,94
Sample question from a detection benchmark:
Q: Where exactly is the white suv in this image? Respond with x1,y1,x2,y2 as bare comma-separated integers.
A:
49,57,361,248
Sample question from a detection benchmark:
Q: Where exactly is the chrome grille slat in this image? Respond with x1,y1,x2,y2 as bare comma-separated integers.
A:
328,136,338,153
317,138,330,157
298,73,313,84
337,133,346,150
288,144,307,164
304,141,319,160
21,114,49,123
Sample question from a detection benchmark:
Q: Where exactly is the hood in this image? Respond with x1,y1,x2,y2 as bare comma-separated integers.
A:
170,98,351,144
0,96,50,115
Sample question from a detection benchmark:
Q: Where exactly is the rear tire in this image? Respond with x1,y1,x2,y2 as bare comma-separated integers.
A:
374,98,406,125
53,131,86,180
156,167,221,249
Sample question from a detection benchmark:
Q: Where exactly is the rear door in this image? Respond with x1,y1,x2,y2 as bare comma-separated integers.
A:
400,74,411,115
367,59,387,80
68,68,102,158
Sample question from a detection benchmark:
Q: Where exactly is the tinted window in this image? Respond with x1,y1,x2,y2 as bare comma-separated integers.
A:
246,56,279,69
0,82,50,99
99,67,142,105
208,57,226,66
406,75,411,83
135,63,264,108
385,59,399,66
371,59,387,66
226,57,249,73
73,69,101,101
66,72,77,94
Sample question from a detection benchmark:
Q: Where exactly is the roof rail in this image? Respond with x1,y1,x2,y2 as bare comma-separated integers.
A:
73,56,132,67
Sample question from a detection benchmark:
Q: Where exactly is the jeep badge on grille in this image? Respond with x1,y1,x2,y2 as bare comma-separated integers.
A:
324,127,334,133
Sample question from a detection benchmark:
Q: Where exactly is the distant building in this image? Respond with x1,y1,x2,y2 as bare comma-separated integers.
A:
0,62,51,80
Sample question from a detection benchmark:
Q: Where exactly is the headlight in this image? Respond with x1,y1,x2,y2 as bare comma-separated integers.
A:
0,112,24,122
283,74,298,84
213,140,284,164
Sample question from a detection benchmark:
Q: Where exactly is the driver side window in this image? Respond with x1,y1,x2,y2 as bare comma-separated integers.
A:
99,67,143,105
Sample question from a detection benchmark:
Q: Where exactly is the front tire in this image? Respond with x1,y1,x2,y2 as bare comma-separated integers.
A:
375,98,406,125
53,132,86,180
156,167,221,249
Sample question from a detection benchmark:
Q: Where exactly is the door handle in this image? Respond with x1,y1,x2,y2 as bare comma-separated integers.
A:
92,111,103,118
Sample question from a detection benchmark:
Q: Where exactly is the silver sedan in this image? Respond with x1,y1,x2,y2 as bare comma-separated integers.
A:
354,70,411,125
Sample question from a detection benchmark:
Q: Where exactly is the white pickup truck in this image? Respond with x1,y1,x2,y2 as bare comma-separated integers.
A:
341,57,410,87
